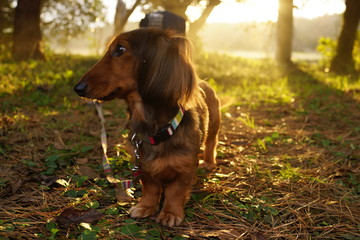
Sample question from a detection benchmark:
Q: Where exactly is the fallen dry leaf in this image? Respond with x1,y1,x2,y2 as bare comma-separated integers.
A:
76,158,89,165
56,207,103,227
79,165,99,179
40,175,59,187
76,158,99,179
115,186,133,202
53,130,66,149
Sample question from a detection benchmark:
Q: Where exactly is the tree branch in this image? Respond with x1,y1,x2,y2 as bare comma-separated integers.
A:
114,0,142,36
188,0,221,37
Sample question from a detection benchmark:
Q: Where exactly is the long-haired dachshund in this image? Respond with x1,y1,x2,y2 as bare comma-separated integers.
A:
74,28,220,227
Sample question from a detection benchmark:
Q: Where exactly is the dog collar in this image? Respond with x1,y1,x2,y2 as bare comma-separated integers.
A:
135,106,185,145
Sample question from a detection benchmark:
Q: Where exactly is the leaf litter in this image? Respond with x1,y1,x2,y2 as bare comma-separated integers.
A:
0,59,359,239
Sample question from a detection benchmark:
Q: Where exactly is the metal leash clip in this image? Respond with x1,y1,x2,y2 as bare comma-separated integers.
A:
130,133,142,184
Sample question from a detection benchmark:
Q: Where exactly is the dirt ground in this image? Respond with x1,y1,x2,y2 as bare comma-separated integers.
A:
1,83,360,239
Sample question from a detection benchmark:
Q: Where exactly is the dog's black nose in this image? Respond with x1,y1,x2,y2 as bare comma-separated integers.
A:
74,82,88,96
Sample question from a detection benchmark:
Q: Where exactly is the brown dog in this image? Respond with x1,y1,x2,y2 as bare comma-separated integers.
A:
74,28,220,227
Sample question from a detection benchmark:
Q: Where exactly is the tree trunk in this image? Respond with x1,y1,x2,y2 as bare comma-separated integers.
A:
114,0,141,36
162,0,192,20
188,0,220,38
12,0,44,60
0,3,5,44
0,0,13,44
330,0,360,74
276,0,293,66
159,0,219,37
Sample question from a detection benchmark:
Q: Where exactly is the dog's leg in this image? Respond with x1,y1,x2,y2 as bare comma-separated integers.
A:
156,172,195,227
198,81,221,171
203,133,218,170
203,105,221,171
129,173,161,218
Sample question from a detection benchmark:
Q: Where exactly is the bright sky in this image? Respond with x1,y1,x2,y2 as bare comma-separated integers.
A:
105,0,346,24
201,0,345,23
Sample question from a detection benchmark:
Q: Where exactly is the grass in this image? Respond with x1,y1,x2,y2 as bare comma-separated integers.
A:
0,51,360,239
196,52,296,107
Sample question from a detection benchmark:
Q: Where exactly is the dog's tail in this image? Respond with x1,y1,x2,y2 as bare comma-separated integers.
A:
218,95,235,110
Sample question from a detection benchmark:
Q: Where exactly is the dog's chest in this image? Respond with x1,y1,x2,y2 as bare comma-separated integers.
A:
142,158,177,184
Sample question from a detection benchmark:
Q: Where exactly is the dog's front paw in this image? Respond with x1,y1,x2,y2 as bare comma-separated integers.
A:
129,204,158,218
156,210,184,227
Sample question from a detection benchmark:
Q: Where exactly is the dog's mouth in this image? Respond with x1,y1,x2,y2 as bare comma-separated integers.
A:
98,87,123,101
79,87,123,102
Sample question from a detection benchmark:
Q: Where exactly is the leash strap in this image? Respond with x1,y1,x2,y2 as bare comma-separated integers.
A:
94,102,133,191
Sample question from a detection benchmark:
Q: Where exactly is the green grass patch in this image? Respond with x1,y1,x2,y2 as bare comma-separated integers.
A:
1,53,359,239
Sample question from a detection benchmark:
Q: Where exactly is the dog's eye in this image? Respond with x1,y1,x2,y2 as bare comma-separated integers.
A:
113,44,126,57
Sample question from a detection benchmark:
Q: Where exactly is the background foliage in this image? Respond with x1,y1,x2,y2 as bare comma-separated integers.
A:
317,33,360,71
42,0,106,43
0,0,106,46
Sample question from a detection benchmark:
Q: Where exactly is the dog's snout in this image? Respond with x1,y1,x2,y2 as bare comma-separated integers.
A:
74,82,88,96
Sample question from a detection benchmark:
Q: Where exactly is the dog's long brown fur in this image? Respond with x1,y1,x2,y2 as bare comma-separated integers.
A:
74,28,221,227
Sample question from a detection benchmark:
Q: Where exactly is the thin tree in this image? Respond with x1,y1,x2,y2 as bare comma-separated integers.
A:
12,0,44,60
330,0,360,74
152,0,192,19
188,0,221,37
276,0,293,66
145,0,221,37
114,0,141,36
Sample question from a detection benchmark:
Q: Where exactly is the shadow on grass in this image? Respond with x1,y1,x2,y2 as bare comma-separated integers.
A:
284,63,359,131
275,63,359,160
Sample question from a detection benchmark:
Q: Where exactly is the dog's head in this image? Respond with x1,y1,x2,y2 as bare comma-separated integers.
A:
74,28,198,108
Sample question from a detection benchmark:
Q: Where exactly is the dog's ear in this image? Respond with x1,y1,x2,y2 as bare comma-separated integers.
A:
137,32,198,109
